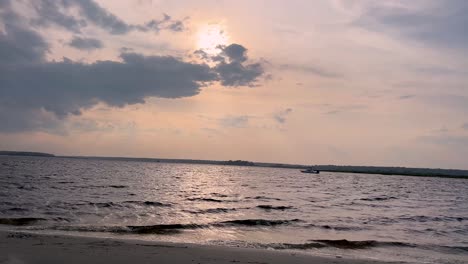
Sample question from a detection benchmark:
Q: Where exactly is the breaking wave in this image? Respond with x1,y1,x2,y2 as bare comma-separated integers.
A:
0,217,46,226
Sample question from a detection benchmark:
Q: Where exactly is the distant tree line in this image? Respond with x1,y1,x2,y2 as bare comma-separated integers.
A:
0,151,55,157
221,160,256,166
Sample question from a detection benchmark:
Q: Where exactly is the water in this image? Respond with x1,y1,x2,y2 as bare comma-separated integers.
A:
1,156,467,263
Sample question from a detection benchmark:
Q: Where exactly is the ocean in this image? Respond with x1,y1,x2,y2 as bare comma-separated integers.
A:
0,156,467,263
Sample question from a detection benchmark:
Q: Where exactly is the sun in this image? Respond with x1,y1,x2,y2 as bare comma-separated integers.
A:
196,24,229,54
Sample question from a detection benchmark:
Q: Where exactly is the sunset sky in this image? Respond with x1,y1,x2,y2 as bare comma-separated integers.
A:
1,0,467,169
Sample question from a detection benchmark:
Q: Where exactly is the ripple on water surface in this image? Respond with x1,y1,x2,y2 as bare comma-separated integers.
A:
0,156,467,264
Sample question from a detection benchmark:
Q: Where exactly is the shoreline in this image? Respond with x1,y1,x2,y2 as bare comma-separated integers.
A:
0,230,410,264
2,153,468,178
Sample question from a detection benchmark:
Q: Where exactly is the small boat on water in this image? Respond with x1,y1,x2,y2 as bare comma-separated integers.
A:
300,168,320,174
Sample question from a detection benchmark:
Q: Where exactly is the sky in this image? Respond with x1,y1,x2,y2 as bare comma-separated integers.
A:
1,0,467,169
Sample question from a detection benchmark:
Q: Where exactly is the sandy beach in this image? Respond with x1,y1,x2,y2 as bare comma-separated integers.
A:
0,230,410,264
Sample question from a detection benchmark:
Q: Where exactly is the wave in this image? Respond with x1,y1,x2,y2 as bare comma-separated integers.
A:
187,197,224,202
442,246,468,252
210,193,229,198
46,224,468,254
246,196,281,201
0,217,46,226
399,215,467,223
260,240,419,251
309,239,415,249
216,219,301,227
187,197,238,203
123,201,171,207
267,242,326,250
43,218,303,235
87,201,171,208
126,224,206,234
87,202,120,208
108,185,128,189
360,196,397,201
309,224,364,231
184,208,237,214
50,223,207,234
256,205,294,210
19,220,468,254
5,207,29,212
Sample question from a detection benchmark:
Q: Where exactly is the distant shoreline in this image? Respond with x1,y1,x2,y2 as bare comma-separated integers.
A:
0,151,55,157
1,150,467,178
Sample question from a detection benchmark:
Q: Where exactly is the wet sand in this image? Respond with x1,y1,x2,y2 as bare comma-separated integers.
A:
0,230,410,264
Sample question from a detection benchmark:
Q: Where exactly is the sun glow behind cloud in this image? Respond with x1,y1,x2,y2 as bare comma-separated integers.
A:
196,24,229,54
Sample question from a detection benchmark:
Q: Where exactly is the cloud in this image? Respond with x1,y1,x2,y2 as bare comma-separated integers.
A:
0,16,264,132
29,0,185,34
221,43,247,63
279,64,341,78
195,46,265,87
68,36,103,50
196,44,265,87
0,8,48,64
215,61,264,87
462,123,468,130
66,0,133,34
0,1,266,133
219,116,249,128
0,52,216,118
0,106,62,133
31,0,88,33
353,1,468,49
273,108,293,124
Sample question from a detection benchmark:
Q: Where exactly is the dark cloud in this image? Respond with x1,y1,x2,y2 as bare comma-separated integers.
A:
0,106,61,133
193,49,209,60
354,1,468,49
28,0,185,35
0,23,264,132
0,52,217,119
273,108,293,124
0,1,265,133
136,13,185,33
66,0,131,34
68,36,103,50
0,0,10,8
215,61,264,87
0,23,49,64
195,44,265,87
213,45,264,87
0,2,48,64
221,44,247,63
31,0,88,33
279,64,341,78
166,20,184,32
